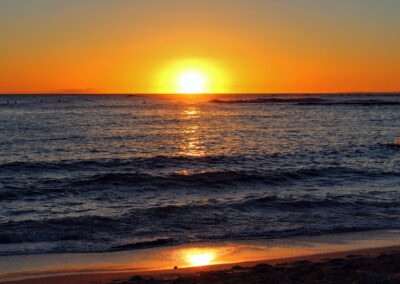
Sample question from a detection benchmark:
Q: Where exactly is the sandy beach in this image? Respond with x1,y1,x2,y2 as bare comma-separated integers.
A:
3,245,399,284
2,231,400,284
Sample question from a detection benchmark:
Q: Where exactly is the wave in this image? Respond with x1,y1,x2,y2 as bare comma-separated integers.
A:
110,238,175,251
0,155,231,172
209,98,400,105
0,193,398,255
209,97,324,104
1,140,397,173
1,165,400,200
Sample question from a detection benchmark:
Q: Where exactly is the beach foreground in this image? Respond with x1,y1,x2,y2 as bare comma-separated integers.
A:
2,230,400,283
3,245,400,284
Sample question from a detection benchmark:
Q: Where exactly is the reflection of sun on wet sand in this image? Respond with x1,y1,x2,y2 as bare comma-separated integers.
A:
117,247,400,284
187,253,214,267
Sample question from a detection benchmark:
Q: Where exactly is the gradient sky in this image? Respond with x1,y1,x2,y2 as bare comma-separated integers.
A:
1,0,399,94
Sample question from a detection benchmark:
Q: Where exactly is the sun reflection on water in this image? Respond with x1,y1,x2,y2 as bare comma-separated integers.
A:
184,108,199,116
179,106,205,157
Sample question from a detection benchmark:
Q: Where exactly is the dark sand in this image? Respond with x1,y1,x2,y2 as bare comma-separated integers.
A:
5,246,400,284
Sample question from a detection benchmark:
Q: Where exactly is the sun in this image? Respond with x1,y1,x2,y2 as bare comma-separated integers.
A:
177,71,208,94
155,58,229,94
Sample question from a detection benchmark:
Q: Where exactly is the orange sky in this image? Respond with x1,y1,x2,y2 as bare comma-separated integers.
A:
0,0,399,94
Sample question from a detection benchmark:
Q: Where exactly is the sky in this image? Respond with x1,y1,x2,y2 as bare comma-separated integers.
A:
0,0,399,94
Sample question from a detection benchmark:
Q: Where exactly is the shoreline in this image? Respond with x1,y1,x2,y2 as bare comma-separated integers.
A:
1,230,400,283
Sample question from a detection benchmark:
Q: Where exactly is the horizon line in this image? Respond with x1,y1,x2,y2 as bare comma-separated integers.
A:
1,91,400,95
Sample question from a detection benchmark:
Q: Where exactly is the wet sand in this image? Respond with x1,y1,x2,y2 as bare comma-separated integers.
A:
3,245,400,284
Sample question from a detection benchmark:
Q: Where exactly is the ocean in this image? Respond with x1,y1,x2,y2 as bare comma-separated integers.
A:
1,93,400,256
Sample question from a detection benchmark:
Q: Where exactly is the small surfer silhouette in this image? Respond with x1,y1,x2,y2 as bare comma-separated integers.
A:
395,138,400,145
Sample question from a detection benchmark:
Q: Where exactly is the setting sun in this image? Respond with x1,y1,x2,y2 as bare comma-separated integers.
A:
155,58,229,94
177,71,208,94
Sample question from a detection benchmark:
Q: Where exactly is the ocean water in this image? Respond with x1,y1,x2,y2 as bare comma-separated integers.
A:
0,93,400,256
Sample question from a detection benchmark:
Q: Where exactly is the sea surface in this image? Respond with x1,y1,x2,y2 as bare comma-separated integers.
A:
0,93,400,256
